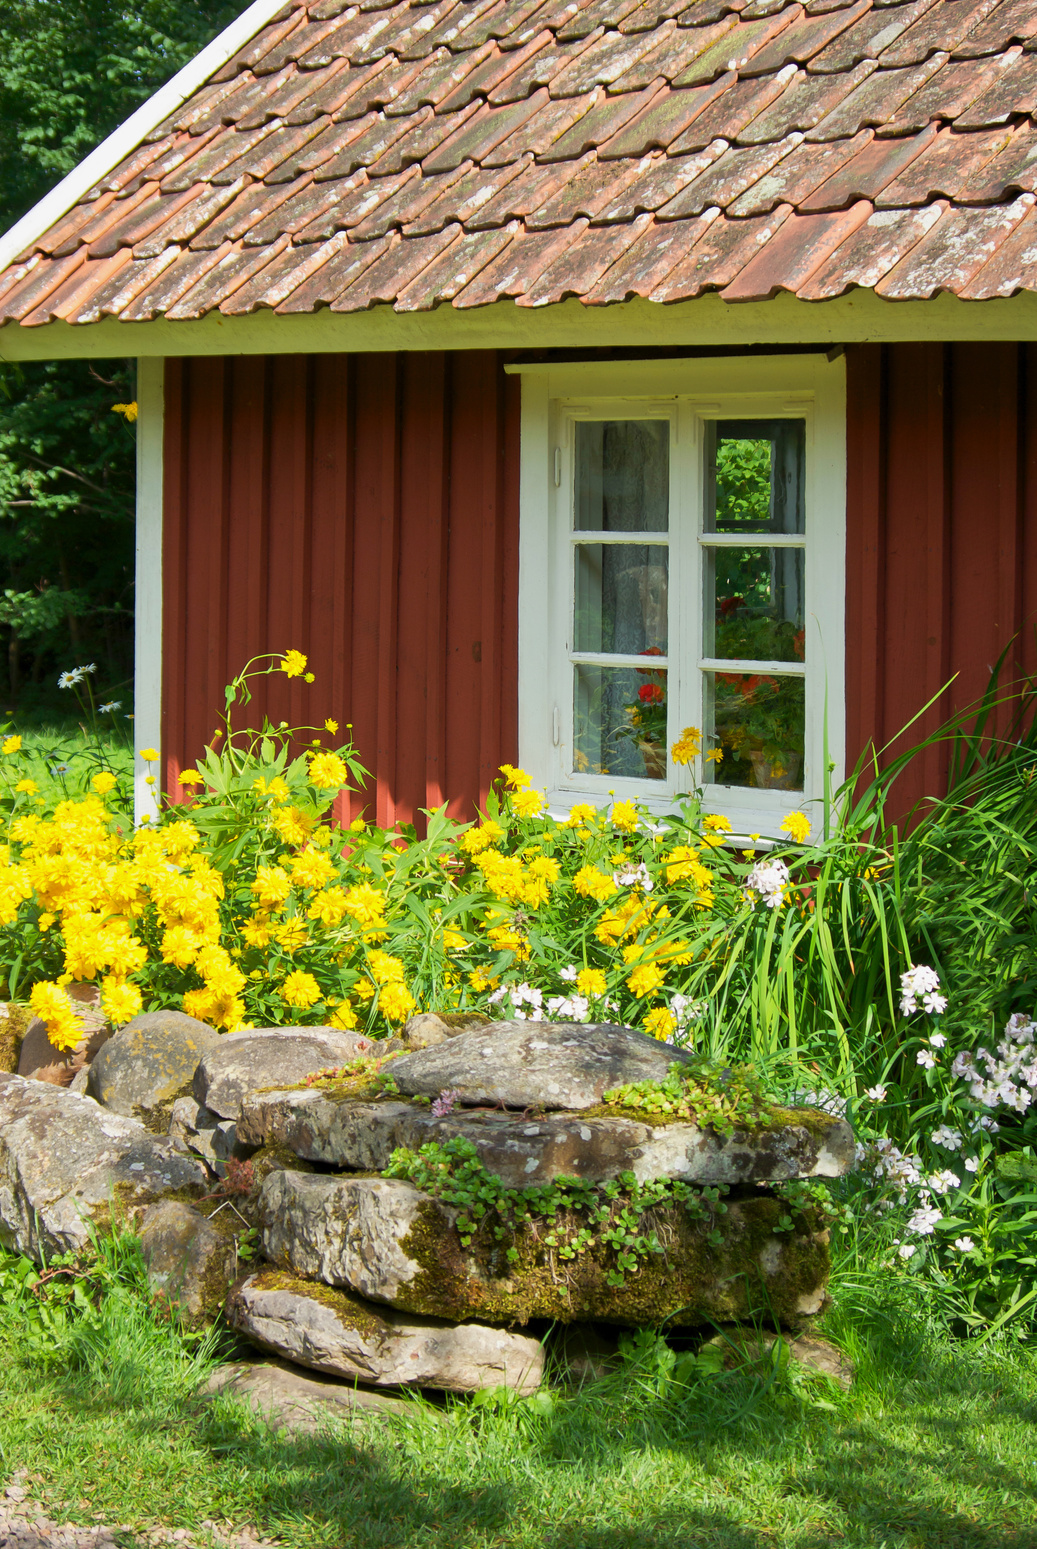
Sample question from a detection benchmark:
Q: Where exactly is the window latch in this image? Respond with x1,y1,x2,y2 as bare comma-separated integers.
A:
553,447,561,487
552,705,561,746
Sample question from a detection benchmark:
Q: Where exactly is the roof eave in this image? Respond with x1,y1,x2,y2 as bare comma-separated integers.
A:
1,290,1036,362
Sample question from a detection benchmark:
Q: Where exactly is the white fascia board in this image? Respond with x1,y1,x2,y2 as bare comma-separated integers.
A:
0,0,289,276
2,287,1037,361
134,359,165,826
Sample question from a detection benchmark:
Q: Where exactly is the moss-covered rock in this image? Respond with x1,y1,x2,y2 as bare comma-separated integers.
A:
87,1010,219,1118
258,1170,830,1330
139,1199,240,1329
0,1003,32,1073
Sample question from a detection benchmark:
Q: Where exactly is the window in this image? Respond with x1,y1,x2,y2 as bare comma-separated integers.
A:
513,356,846,837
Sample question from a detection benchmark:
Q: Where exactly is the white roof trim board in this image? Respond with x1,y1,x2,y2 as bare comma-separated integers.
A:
0,0,285,276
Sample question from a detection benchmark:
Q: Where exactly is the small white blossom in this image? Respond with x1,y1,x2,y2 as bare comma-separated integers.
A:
898,1243,916,1260
900,964,947,1017
613,860,654,892
79,662,97,675
931,1125,962,1151
916,1049,937,1070
906,1202,942,1236
57,670,82,689
952,1237,975,1253
929,1032,947,1049
964,1156,979,1173
546,993,590,1022
927,1169,961,1195
745,858,789,910
865,1084,887,1102
99,700,122,713
559,965,578,983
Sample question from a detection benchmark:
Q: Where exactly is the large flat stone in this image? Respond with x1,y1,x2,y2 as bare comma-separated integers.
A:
0,1074,208,1258
387,1021,697,1111
226,1269,544,1394
238,1089,854,1188
203,1359,413,1432
258,1170,830,1330
195,1027,375,1120
87,1010,220,1119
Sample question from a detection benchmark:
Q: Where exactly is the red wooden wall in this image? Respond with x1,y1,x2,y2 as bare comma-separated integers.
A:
845,341,1037,815
162,352,520,826
163,342,1037,828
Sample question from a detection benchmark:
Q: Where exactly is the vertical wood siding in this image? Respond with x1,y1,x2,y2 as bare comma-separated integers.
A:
162,352,520,827
845,342,1037,814
165,342,1037,829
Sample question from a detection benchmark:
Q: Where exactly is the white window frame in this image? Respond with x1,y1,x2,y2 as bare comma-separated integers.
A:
508,354,846,840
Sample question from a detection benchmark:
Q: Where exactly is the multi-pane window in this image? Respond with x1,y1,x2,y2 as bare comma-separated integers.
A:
515,359,845,837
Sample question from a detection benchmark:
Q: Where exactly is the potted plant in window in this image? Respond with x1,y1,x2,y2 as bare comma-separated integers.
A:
713,671,805,789
619,649,668,778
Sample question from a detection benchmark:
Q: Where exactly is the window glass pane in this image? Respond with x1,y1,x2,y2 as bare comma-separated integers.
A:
574,662,667,782
703,547,804,662
575,420,669,532
704,419,805,535
575,543,668,654
705,671,804,791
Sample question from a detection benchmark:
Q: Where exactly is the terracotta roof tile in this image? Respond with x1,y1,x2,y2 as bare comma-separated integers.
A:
799,122,930,206
796,200,944,293
874,122,1013,203
9,0,1037,322
876,191,1033,294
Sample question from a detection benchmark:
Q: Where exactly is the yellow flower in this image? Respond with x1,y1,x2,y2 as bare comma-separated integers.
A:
290,849,335,891
511,787,544,819
670,726,702,766
308,750,348,789
308,888,348,928
329,1000,359,1030
160,926,203,968
29,981,81,1052
275,918,309,953
368,949,405,985
441,928,467,954
324,719,339,734
610,800,639,833
91,772,117,795
643,1007,676,1042
14,780,37,795
178,769,204,787
111,401,138,422
577,967,607,997
270,806,314,847
2,735,21,754
342,883,386,927
564,803,597,828
469,968,499,993
703,814,732,834
281,969,322,1008
500,764,532,790
353,978,376,1003
241,916,272,949
780,811,811,845
459,820,504,855
527,855,560,883
251,866,292,910
705,747,724,764
281,650,308,679
139,747,159,762
349,818,367,833
627,962,665,999
101,978,142,1026
379,981,416,1023
38,913,54,932
573,865,617,903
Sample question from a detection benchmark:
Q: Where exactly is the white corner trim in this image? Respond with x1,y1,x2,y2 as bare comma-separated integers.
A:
134,358,165,825
0,0,288,276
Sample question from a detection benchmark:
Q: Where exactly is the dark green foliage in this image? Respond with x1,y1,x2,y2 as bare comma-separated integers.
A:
0,3,236,712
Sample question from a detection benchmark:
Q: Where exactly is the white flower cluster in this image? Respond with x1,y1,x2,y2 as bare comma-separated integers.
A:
613,860,654,892
952,1012,1037,1115
489,982,542,1020
899,964,948,1016
790,1088,848,1118
745,857,789,910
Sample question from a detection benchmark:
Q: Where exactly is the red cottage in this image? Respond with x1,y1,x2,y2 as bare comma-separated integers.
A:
1,0,1036,834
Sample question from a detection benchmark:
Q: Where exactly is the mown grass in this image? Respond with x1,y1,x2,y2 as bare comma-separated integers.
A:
1,1246,1035,1549
2,721,133,807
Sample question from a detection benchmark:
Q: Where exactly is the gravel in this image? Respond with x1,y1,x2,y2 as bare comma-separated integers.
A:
0,1476,282,1549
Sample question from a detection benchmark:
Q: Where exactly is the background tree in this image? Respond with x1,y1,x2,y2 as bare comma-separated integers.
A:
0,0,238,713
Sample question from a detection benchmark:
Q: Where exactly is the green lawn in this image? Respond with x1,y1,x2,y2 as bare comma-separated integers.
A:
1,1257,1035,1549
1,720,134,807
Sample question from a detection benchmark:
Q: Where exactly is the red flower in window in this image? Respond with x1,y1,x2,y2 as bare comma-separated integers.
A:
638,682,664,705
793,629,806,660
719,595,745,617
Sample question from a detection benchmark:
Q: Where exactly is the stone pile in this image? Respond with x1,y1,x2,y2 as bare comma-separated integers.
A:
0,1007,854,1404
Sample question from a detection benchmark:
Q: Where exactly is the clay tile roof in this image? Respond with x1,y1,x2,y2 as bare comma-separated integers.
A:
5,0,1037,324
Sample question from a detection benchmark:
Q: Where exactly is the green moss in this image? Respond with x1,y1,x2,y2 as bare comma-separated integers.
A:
397,1192,830,1330
0,1003,32,1073
246,1267,390,1339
